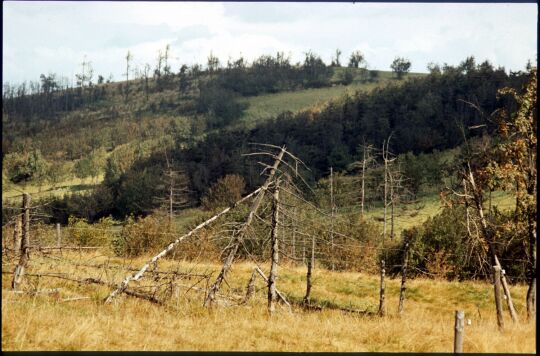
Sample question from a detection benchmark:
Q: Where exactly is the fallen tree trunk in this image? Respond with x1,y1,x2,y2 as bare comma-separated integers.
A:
104,187,263,304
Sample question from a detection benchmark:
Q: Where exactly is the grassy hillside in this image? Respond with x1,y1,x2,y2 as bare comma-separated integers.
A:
1,252,534,352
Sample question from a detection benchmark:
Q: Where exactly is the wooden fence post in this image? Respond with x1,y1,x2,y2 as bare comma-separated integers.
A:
13,215,22,254
398,237,409,315
268,181,280,314
12,193,30,290
56,223,62,248
493,265,505,330
378,259,386,316
454,310,465,353
303,235,315,305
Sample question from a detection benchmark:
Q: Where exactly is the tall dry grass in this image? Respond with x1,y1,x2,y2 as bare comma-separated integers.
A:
1,251,535,352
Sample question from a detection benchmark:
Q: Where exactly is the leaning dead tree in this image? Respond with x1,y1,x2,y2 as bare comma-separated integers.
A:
204,144,311,307
104,186,264,303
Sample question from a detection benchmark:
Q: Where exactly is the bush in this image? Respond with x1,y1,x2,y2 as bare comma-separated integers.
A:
201,174,246,210
67,216,118,248
114,214,170,257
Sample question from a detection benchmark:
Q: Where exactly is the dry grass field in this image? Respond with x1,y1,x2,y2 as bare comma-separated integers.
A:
1,251,535,352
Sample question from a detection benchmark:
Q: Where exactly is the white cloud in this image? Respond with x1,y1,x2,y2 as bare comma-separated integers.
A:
2,2,537,84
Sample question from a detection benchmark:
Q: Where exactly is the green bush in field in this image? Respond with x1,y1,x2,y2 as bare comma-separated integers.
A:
114,213,170,257
67,216,117,248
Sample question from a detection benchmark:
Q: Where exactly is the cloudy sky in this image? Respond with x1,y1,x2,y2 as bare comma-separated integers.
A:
2,2,537,85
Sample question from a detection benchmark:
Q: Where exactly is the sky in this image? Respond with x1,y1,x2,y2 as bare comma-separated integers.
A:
2,2,538,85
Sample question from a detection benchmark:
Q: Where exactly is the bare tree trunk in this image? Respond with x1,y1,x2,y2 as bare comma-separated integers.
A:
105,187,263,303
205,147,286,307
398,236,409,315
378,259,386,316
467,169,519,323
268,182,280,314
12,193,30,290
243,269,257,304
291,206,296,262
383,143,388,242
526,216,536,321
330,167,335,271
361,146,366,219
254,266,291,311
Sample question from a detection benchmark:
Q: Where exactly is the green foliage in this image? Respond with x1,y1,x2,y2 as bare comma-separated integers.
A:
67,215,117,247
390,57,412,79
400,151,445,197
114,213,169,257
3,149,49,184
201,174,246,210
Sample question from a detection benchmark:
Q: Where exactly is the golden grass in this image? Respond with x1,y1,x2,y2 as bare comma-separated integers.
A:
1,251,535,352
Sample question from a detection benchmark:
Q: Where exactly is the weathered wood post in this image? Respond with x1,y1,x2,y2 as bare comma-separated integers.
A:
12,193,30,290
303,235,315,305
454,310,465,353
493,265,505,330
398,236,409,315
243,269,257,304
13,215,22,254
268,180,280,314
56,223,62,248
378,259,386,316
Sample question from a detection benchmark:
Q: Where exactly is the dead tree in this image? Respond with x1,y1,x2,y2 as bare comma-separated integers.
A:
460,162,519,324
359,143,374,219
12,193,30,290
204,146,286,306
398,235,409,314
382,135,396,242
105,187,264,303
330,167,335,270
378,259,386,316
303,235,315,305
268,180,281,314
155,152,190,229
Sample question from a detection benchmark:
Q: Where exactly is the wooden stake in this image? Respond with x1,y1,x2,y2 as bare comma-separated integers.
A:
56,223,61,248
268,181,280,314
303,235,315,305
12,193,30,290
13,215,22,254
454,310,465,353
378,259,386,316
493,265,505,330
398,236,409,315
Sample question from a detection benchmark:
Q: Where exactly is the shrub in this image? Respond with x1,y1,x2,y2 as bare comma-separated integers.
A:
201,174,246,210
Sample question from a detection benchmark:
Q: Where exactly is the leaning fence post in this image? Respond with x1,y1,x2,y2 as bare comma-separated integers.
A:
12,193,30,290
454,310,465,353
